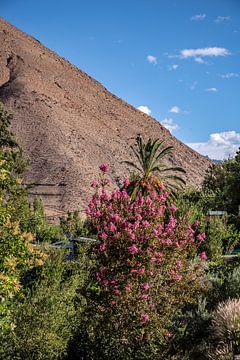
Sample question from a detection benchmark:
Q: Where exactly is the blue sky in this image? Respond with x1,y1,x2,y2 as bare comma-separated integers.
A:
1,0,240,159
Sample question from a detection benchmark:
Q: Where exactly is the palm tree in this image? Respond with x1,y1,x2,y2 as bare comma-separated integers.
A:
124,135,186,199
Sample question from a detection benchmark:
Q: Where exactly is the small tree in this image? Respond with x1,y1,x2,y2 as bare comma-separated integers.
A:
0,103,46,335
124,135,186,199
79,165,207,359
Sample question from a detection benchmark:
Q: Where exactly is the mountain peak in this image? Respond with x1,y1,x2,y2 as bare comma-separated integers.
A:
0,18,211,218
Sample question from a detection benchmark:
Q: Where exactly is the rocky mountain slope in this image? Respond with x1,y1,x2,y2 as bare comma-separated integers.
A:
0,18,211,218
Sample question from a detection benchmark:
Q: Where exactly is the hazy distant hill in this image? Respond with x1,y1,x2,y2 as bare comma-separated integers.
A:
0,18,212,218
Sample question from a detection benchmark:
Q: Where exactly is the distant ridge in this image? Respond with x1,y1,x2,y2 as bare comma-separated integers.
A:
0,18,212,216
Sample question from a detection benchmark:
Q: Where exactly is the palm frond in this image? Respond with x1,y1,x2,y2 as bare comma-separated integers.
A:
160,166,186,174
156,146,174,161
162,174,186,185
122,160,142,173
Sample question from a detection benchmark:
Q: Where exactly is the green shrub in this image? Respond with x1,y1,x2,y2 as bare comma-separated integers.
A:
1,247,91,360
66,168,207,360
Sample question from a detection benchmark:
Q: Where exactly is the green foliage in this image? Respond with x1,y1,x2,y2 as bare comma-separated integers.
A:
1,248,91,360
203,151,240,227
124,135,186,199
0,103,17,149
177,185,240,258
206,217,225,261
60,211,91,239
0,103,46,335
68,171,207,360
2,100,240,359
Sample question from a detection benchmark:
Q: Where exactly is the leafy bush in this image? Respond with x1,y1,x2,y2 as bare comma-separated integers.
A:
69,166,207,359
0,154,46,335
60,210,91,239
1,247,91,360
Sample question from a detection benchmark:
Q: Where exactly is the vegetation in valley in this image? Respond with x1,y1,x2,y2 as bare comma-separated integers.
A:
1,102,240,359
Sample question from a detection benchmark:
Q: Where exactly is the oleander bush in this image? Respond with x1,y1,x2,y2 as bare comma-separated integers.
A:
67,165,208,359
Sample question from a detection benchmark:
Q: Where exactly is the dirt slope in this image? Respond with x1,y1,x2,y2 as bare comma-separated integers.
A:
0,18,211,217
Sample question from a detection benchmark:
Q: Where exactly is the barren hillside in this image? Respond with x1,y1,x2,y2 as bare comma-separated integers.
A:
0,18,211,217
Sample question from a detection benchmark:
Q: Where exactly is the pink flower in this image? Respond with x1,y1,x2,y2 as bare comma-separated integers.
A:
130,233,136,240
165,239,173,246
138,267,145,274
100,190,110,201
95,209,102,218
140,294,150,300
130,269,138,273
142,220,150,228
128,244,139,254
121,190,129,200
176,260,182,268
99,243,106,252
111,214,120,222
145,196,152,205
170,203,178,212
196,233,206,242
187,226,195,236
156,206,165,216
141,313,150,322
124,178,130,188
125,284,132,292
111,300,117,305
175,274,183,282
99,163,109,173
199,251,208,260
99,232,107,240
126,228,133,236
96,272,101,282
133,221,140,230
91,180,98,188
109,222,117,232
158,182,165,190
166,332,173,337
88,200,95,209
141,283,150,291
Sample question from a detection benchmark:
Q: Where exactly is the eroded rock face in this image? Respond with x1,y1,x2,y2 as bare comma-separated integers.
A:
0,18,211,217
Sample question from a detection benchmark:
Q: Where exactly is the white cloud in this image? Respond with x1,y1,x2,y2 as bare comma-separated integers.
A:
195,57,206,64
180,47,230,59
206,87,218,92
169,106,181,114
215,16,231,24
161,118,179,133
137,105,151,115
219,72,239,79
169,64,179,70
147,55,157,65
191,14,206,21
187,131,240,160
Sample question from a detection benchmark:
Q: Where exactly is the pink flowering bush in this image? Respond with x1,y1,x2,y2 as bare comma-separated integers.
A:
84,166,207,358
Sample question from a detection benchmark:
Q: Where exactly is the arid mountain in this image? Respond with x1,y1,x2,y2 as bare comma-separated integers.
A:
0,18,211,218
